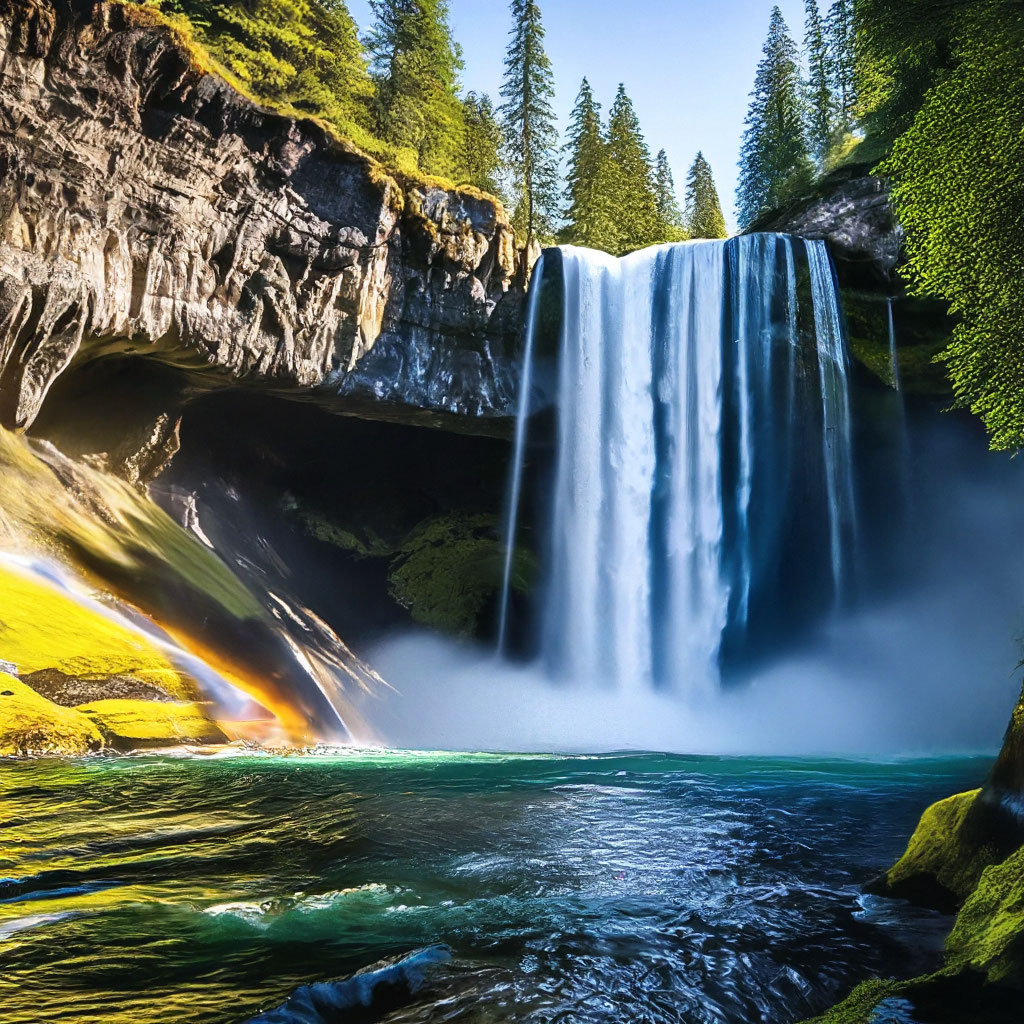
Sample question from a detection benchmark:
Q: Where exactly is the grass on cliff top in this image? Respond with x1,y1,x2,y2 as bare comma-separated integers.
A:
0,563,188,697
115,1,505,213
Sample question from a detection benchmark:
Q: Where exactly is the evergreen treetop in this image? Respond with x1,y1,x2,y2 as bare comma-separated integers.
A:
803,0,836,165
684,152,727,240
365,0,466,176
499,0,560,247
460,92,503,195
563,78,621,253
736,6,813,227
825,0,858,132
654,150,685,236
606,83,660,253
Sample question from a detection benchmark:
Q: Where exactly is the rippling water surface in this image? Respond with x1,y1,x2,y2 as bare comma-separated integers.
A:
0,752,987,1023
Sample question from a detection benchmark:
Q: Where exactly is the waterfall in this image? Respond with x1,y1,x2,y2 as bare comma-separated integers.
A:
497,255,545,654
506,235,858,693
887,297,902,391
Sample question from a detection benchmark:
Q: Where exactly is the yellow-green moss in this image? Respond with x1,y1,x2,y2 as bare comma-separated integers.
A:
883,790,996,906
800,979,905,1024
0,674,102,756
0,565,191,698
76,699,226,750
947,845,1024,983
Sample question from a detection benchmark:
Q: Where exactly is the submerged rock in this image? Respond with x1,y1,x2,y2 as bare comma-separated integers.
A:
245,945,451,1024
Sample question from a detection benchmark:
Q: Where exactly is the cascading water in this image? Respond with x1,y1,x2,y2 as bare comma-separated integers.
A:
502,235,858,693
497,254,545,655
887,297,902,391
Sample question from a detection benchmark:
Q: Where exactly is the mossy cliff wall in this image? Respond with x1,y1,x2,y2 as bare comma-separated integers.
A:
0,563,226,754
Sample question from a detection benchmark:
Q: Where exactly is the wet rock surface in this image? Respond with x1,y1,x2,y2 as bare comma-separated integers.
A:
0,0,524,446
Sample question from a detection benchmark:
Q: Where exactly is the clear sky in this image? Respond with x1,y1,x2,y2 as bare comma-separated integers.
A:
346,0,810,232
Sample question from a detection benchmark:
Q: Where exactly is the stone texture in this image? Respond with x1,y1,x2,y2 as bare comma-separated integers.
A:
0,0,524,441
752,161,903,286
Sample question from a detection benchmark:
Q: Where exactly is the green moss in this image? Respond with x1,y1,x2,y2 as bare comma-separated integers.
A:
76,699,226,750
286,501,394,559
842,290,951,396
947,845,1024,983
882,790,996,908
388,514,535,637
800,979,905,1024
0,674,103,756
0,564,191,698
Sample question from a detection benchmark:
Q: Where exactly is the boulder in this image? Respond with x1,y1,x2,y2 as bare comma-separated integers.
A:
0,672,102,755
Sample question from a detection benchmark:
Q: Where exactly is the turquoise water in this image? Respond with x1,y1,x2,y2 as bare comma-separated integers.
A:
0,752,988,1023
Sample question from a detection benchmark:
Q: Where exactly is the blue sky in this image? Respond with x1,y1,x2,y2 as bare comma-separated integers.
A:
347,0,810,231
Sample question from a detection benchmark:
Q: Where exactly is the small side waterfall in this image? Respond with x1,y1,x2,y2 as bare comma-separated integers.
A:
502,235,859,693
497,255,545,654
887,297,902,391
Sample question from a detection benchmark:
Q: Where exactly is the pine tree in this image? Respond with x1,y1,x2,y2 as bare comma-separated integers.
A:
684,152,727,239
653,150,685,239
803,0,835,164
737,7,814,228
168,1,375,139
825,0,858,132
499,0,560,249
365,0,465,176
459,92,503,194
562,78,620,252
606,84,660,253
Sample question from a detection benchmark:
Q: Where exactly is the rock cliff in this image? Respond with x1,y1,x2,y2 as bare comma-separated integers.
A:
755,156,953,396
0,0,524,455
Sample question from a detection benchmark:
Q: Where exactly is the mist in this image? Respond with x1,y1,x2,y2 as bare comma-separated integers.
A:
353,412,1024,758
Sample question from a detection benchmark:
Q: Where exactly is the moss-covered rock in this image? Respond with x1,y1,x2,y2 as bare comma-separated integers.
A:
947,846,1024,984
800,978,904,1024
76,699,226,751
842,289,952,396
809,685,1024,1023
0,564,192,698
801,971,1023,1024
0,673,103,756
877,790,997,911
387,513,536,637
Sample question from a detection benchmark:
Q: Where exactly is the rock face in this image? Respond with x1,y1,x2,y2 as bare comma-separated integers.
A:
0,0,524,443
756,157,953,396
753,160,903,288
